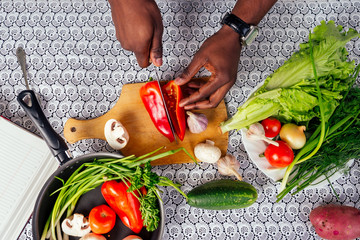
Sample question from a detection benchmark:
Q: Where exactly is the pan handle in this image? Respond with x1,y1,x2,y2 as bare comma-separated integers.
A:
17,90,71,164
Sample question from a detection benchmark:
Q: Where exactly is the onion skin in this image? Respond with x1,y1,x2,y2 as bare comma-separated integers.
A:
279,123,306,149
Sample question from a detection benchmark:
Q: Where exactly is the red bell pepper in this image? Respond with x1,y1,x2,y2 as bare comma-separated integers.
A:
101,180,146,234
139,80,186,142
162,81,186,141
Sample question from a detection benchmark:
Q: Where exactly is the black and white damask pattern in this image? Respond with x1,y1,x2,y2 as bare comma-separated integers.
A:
1,0,359,239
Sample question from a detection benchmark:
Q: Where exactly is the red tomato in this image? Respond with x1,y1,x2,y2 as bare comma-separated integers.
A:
89,204,116,234
264,140,294,168
261,117,281,138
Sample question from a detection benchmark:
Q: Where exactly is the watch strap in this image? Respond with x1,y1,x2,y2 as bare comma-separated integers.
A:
221,13,251,38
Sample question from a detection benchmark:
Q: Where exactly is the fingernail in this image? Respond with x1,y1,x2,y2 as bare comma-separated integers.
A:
155,58,162,67
179,100,185,107
174,78,182,85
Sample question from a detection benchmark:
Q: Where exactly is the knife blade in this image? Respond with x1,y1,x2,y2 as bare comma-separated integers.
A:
154,67,178,144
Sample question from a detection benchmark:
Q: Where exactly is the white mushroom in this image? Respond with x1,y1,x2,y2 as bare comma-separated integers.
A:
61,213,91,237
79,233,106,240
104,119,129,150
194,140,222,163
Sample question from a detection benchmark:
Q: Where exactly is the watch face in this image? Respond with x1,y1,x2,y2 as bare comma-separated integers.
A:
243,26,259,46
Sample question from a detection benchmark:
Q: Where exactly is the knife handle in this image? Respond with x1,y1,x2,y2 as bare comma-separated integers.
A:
17,90,71,164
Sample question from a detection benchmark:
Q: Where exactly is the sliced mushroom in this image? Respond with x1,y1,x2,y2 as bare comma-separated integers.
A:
61,213,91,237
79,233,107,240
104,119,130,150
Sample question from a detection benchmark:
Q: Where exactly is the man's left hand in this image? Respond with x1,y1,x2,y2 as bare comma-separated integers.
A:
174,25,242,110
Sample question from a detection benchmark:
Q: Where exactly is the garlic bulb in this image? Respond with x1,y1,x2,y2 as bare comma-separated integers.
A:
187,111,208,134
194,140,221,163
246,123,279,146
217,154,242,181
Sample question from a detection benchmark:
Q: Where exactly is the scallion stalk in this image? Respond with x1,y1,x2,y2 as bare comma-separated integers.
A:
42,147,195,240
279,31,326,193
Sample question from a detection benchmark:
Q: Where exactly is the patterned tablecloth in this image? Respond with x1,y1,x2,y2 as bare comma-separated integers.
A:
1,0,359,239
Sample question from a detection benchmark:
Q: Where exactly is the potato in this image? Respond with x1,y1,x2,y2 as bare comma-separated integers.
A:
309,204,360,240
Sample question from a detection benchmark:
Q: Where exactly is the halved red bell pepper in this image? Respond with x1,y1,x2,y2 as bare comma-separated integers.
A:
139,80,186,142
162,81,186,141
140,81,175,142
101,180,146,234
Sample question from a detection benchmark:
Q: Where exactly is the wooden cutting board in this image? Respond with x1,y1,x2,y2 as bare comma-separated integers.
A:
63,78,229,165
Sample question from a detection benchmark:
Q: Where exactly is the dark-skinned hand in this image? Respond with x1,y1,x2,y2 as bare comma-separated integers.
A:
174,25,242,110
108,0,163,68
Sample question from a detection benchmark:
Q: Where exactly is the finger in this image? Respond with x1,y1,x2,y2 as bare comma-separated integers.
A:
150,27,163,67
183,81,234,110
134,49,151,68
179,75,228,107
187,81,205,89
174,54,207,86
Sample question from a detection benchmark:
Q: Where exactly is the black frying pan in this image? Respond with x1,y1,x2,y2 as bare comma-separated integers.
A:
17,90,164,240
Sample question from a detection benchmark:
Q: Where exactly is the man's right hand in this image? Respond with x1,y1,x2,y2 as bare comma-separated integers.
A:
108,0,163,68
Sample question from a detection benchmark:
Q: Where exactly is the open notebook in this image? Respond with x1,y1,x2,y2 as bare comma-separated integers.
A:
0,117,59,240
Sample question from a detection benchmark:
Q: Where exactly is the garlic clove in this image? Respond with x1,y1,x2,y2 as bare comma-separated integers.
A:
104,119,129,150
186,111,208,134
246,123,279,146
194,140,221,163
217,154,242,181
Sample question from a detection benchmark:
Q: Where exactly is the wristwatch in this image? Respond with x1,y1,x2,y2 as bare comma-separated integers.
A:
221,13,259,46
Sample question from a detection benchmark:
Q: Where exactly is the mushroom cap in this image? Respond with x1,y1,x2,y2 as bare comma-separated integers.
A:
61,213,91,237
104,119,130,150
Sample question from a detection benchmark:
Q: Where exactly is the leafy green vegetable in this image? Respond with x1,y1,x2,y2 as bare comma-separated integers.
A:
220,21,359,133
277,86,360,201
279,31,328,194
259,21,358,91
42,147,194,240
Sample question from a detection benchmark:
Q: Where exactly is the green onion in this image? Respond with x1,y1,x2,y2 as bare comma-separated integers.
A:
42,147,195,240
279,31,326,192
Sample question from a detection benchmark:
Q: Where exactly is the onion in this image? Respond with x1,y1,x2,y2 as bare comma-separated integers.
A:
279,123,306,149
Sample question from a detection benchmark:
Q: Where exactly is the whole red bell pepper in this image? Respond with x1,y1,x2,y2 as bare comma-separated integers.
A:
139,80,186,142
101,180,146,234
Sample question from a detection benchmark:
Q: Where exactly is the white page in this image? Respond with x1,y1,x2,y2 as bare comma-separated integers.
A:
0,117,59,240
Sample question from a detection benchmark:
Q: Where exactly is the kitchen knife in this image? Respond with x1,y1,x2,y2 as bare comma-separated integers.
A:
154,67,178,144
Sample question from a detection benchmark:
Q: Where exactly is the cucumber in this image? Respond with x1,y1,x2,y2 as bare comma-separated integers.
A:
187,179,257,210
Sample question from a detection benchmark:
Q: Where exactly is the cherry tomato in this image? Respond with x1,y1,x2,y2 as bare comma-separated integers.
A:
89,204,116,234
261,117,281,138
264,140,294,168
